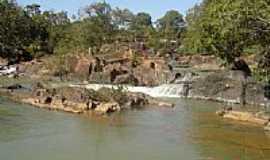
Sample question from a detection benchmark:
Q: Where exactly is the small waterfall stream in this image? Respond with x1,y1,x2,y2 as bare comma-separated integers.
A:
70,75,192,98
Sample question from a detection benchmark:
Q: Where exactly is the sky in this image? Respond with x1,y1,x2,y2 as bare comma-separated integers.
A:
17,0,202,20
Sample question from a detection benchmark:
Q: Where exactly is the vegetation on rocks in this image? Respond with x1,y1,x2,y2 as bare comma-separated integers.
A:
1,0,270,81
183,0,270,80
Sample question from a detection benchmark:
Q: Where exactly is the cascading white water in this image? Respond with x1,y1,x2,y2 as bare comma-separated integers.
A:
70,74,191,98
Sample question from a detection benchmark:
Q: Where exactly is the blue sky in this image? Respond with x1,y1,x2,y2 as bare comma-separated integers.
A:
17,0,202,20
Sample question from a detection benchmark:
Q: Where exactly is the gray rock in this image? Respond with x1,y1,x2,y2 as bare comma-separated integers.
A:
264,123,270,131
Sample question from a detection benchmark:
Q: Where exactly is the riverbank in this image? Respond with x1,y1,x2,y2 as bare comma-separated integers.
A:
216,107,270,131
0,54,270,128
0,79,174,116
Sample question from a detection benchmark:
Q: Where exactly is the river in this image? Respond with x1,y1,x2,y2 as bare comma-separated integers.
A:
0,97,269,160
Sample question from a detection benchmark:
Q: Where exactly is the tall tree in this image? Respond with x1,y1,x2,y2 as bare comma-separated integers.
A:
156,10,185,40
130,12,152,29
130,12,153,42
111,7,134,30
0,0,34,61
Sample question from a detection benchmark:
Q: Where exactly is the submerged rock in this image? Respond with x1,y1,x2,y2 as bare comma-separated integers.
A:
264,123,270,131
217,109,270,126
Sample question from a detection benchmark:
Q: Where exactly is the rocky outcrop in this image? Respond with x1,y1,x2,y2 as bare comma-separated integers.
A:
217,109,270,125
175,55,221,70
2,82,173,115
189,71,270,106
62,55,173,86
216,108,270,131
94,102,121,114
265,123,270,131
14,53,174,86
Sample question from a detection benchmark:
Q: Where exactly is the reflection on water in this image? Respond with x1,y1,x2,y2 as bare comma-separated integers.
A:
0,97,269,160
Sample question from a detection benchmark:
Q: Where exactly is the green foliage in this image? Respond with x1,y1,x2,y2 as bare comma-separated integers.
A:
0,0,34,60
0,1,187,59
0,0,70,61
3,0,269,80
183,0,270,67
111,7,134,29
156,10,185,41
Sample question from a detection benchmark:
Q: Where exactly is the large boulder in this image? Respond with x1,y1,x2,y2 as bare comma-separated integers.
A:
133,58,172,86
87,56,173,86
94,102,121,114
191,71,243,102
29,84,100,113
113,73,139,85
190,71,270,106
68,55,95,80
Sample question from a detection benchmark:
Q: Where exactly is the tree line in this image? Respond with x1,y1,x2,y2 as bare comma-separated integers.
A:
0,0,185,60
0,0,269,80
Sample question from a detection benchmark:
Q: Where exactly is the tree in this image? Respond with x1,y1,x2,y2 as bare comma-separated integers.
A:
183,0,253,63
111,7,134,30
82,1,112,18
43,11,70,54
130,12,152,29
25,3,41,16
182,3,205,54
82,2,114,43
130,12,153,42
0,0,34,61
183,0,270,79
156,10,185,40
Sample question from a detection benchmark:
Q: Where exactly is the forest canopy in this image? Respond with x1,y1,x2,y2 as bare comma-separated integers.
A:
0,0,269,79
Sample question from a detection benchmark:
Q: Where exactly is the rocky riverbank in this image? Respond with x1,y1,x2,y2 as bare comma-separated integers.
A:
0,81,173,115
216,107,270,131
180,70,270,107
18,53,174,86
1,54,270,123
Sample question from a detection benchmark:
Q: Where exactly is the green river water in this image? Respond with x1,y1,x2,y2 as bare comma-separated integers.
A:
0,97,269,160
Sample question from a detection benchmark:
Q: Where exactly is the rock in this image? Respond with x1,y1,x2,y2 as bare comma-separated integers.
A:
69,56,94,80
40,96,53,104
63,100,89,111
221,110,269,125
6,84,23,90
133,58,172,86
216,110,226,116
124,92,149,108
190,70,270,106
14,83,174,116
155,101,174,108
264,123,270,131
231,58,251,77
113,74,139,85
95,102,121,114
255,111,270,121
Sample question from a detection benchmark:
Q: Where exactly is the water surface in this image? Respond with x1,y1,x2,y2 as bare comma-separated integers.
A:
0,97,269,160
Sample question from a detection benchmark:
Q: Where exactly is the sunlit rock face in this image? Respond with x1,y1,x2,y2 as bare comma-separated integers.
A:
68,55,173,86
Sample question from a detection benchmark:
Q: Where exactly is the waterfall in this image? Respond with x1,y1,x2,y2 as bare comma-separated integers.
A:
70,75,191,98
